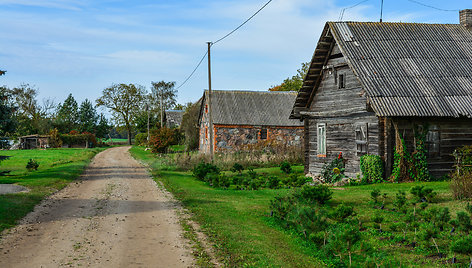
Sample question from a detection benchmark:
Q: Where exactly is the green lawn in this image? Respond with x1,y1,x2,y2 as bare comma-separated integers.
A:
0,148,105,232
130,146,469,267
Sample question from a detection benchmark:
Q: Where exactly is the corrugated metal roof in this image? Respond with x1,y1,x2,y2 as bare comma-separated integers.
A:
203,90,303,126
292,21,472,118
330,22,472,118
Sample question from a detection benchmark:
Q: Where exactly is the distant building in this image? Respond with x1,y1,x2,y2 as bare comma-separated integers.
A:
164,110,184,128
199,90,303,153
291,9,472,178
19,135,50,149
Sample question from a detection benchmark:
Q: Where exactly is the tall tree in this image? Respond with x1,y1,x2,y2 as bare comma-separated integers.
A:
56,94,79,133
8,84,44,135
78,99,98,133
180,101,200,151
269,62,310,92
95,114,111,140
96,83,146,145
149,81,177,124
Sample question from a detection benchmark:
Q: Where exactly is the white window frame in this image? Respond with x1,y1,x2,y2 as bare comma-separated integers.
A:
355,123,368,156
317,123,326,157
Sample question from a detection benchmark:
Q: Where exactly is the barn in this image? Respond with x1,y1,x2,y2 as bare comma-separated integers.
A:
199,90,303,153
291,9,472,179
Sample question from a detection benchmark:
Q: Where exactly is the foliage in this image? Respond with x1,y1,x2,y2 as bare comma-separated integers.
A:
48,128,63,148
269,62,309,92
95,114,111,140
410,186,436,203
78,99,98,133
265,176,281,189
60,132,97,148
282,174,311,187
295,185,333,205
134,133,148,146
370,189,381,204
134,109,159,133
453,145,472,175
393,191,407,213
320,156,345,184
328,203,355,222
359,154,384,184
230,163,244,174
280,161,292,174
180,101,200,151
148,127,177,153
412,125,431,181
451,145,472,200
450,236,472,255
96,83,146,145
150,81,177,116
192,162,220,181
0,87,16,138
26,159,39,171
55,93,79,132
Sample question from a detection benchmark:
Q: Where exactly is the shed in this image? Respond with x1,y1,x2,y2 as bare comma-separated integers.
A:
19,135,50,149
199,90,303,153
291,9,472,178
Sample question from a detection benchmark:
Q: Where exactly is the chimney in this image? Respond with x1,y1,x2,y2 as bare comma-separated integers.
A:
460,9,472,29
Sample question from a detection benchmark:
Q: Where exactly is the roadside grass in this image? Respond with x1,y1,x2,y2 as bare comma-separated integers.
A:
0,148,105,232
169,144,186,152
130,146,468,267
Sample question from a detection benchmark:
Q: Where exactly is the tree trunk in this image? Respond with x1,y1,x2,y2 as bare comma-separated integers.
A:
127,128,132,145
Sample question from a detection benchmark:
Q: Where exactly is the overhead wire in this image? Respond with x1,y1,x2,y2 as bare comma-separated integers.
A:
339,0,369,21
174,0,273,90
406,0,459,12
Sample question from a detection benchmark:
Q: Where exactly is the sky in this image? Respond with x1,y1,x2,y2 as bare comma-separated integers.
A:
0,0,469,111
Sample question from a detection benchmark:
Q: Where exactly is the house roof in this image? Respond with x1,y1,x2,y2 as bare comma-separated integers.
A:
165,110,184,126
291,21,472,118
201,90,303,127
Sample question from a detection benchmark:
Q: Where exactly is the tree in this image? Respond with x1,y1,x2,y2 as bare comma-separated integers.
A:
0,87,16,138
95,114,111,140
8,84,44,135
180,101,200,151
96,83,146,145
56,94,79,133
269,62,310,92
78,99,98,133
149,81,177,125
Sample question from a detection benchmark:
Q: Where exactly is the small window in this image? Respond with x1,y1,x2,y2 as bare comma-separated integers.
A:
260,128,267,140
338,74,345,89
426,125,440,157
317,123,326,157
205,104,208,113
355,123,368,156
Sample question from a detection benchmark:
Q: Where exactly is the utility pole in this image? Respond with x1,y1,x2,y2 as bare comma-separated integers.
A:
160,91,164,128
380,0,384,22
146,102,150,142
207,42,214,161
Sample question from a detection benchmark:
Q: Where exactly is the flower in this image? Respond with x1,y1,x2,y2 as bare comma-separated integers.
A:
333,167,341,174
338,152,343,159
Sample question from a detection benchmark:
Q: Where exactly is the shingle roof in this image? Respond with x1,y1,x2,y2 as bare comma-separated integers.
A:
292,21,472,118
202,90,303,126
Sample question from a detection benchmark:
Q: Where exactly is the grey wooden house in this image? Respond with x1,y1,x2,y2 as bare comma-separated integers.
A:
291,9,472,178
199,90,303,153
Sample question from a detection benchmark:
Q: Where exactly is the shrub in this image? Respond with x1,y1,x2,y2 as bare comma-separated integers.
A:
135,133,148,146
206,173,230,188
49,128,63,148
451,171,472,200
393,191,407,213
359,154,384,183
282,174,310,187
370,189,381,204
329,203,355,222
453,145,472,175
296,185,332,205
266,176,281,189
231,163,244,174
410,186,436,203
280,161,292,174
149,127,176,153
192,162,220,181
26,159,39,171
321,157,345,184
450,236,472,255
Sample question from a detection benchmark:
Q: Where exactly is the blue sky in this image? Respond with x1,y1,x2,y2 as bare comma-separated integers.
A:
0,0,469,109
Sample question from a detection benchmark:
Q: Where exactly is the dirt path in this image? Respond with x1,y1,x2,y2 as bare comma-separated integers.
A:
0,146,194,268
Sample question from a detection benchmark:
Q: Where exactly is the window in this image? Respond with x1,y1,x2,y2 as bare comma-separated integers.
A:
338,74,345,89
426,125,440,157
317,123,326,157
355,123,368,156
260,128,267,140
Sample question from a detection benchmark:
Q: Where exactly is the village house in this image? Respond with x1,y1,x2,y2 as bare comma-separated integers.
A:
291,9,472,178
164,110,184,128
199,90,303,153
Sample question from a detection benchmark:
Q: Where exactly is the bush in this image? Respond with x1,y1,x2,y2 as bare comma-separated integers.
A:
192,162,220,181
280,161,292,174
450,236,472,254
266,176,281,189
149,127,176,153
135,133,148,146
451,171,472,200
26,159,39,171
410,186,436,203
296,185,333,205
231,163,244,174
206,173,231,188
49,128,63,148
321,156,345,184
282,174,310,187
360,154,384,183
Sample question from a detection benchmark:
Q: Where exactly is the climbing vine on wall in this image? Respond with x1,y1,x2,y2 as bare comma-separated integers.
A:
413,124,430,181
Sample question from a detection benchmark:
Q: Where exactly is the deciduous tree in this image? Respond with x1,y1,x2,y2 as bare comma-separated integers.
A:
269,62,309,92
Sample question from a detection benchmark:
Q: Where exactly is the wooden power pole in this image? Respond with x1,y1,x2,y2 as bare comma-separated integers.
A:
207,42,214,161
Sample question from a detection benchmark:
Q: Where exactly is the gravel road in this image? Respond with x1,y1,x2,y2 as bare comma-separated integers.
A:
0,146,194,267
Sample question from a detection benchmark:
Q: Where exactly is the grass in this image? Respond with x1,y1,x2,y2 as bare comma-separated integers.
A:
0,148,105,232
130,146,471,267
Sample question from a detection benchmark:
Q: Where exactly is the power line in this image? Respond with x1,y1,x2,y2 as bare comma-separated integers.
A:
175,50,208,90
213,0,273,45
339,0,369,21
406,0,459,12
175,0,273,90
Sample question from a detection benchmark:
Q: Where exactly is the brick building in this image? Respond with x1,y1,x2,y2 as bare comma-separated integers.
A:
198,90,303,153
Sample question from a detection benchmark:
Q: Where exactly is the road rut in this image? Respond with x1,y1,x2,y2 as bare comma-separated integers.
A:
0,146,194,267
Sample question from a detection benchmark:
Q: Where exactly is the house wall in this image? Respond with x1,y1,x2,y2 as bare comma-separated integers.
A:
305,44,379,178
390,118,472,178
214,125,303,151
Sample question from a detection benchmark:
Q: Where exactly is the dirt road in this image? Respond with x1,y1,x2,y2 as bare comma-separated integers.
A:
0,146,194,267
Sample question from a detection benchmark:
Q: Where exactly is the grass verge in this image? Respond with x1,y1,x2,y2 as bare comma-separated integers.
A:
0,148,105,233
